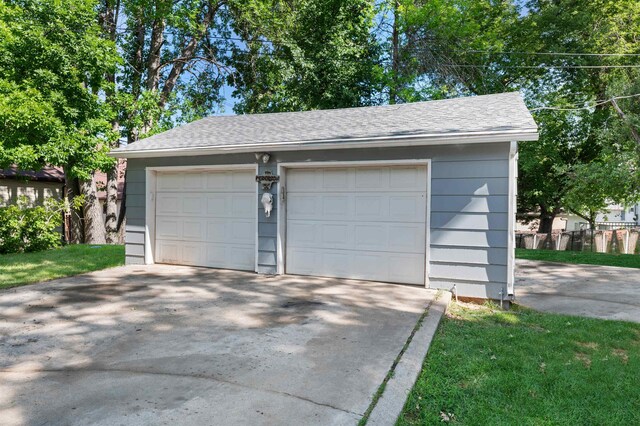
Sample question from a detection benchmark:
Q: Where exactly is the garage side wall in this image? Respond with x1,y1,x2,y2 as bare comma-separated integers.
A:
124,142,512,299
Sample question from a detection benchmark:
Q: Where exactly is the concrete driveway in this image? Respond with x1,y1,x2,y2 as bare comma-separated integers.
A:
0,265,437,426
516,259,640,323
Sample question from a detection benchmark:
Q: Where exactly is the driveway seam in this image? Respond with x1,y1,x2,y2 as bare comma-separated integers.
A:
0,366,361,416
360,290,450,425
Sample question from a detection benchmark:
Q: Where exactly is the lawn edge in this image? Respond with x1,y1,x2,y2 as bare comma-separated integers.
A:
0,264,127,292
516,257,640,270
365,290,452,425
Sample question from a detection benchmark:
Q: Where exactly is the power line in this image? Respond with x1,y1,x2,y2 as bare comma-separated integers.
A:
530,93,640,112
463,49,640,57
432,62,640,70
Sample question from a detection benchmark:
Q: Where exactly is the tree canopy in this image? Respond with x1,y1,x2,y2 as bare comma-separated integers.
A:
0,0,639,238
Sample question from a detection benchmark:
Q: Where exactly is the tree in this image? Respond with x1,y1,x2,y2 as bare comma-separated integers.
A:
0,0,119,243
389,0,640,232
227,0,382,113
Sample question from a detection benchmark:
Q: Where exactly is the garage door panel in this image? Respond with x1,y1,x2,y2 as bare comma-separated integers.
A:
323,196,350,216
286,165,427,285
182,220,204,240
231,171,255,191
156,218,182,239
322,168,350,188
155,170,256,271
156,194,180,214
157,174,182,191
287,192,425,222
288,220,425,254
288,166,427,193
183,173,205,190
232,195,256,216
355,168,384,188
389,167,426,189
287,248,425,285
183,196,205,214
321,224,350,245
156,241,180,263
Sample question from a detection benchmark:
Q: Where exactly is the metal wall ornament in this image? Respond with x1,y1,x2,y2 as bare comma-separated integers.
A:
255,171,279,190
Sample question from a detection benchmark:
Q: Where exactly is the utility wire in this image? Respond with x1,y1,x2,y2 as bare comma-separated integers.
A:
530,93,640,112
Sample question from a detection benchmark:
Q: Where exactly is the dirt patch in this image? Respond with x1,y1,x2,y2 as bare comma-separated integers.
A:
576,341,599,350
574,352,592,368
612,349,629,364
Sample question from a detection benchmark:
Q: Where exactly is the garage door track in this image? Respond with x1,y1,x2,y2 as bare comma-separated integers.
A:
0,265,436,425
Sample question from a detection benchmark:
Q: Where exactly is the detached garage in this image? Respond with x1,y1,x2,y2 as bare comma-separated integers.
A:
111,92,538,300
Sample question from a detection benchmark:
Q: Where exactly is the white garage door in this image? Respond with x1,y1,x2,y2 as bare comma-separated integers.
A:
285,165,427,284
155,169,256,271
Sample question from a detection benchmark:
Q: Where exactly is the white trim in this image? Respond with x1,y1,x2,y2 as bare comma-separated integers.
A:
276,164,286,275
110,130,539,158
144,168,157,265
507,141,518,296
253,163,259,273
146,164,257,172
143,164,258,272
276,159,431,286
425,160,432,288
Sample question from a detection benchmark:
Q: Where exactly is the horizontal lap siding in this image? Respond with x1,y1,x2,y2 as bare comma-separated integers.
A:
429,151,510,298
125,165,146,265
257,163,277,274
121,143,512,298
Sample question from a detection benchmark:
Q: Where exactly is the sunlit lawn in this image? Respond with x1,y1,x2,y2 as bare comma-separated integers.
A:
0,244,124,289
516,248,640,268
398,302,640,425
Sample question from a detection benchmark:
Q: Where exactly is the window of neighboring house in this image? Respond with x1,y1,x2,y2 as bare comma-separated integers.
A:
0,185,9,206
17,186,36,206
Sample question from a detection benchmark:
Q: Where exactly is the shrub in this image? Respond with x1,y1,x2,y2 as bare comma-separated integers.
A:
0,197,63,254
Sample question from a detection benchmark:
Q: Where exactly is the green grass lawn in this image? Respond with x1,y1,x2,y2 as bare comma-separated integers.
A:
516,248,640,268
0,244,125,289
397,303,640,425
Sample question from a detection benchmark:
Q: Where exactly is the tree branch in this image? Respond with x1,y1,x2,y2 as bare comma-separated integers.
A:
611,97,640,147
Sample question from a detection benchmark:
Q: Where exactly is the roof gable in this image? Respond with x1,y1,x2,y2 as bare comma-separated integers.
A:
112,92,538,157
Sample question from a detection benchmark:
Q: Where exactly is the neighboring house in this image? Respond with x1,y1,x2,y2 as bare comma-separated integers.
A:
518,204,640,232
561,203,640,230
110,92,539,301
0,166,64,207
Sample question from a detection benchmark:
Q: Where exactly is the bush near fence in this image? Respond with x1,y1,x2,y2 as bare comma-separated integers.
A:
0,198,63,254
516,229,640,254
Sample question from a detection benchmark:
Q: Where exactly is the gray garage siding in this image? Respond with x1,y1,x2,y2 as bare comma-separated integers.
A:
124,142,511,299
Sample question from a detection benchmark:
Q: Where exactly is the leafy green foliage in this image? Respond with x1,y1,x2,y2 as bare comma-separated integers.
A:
0,0,119,178
0,197,76,253
228,0,383,113
399,303,640,425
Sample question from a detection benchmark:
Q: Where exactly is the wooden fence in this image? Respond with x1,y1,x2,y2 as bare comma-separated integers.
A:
516,229,640,254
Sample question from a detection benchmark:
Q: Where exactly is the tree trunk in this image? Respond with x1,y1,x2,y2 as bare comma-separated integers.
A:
158,1,221,109
64,173,84,244
611,98,640,149
537,205,556,234
80,175,107,244
146,15,165,92
389,0,399,105
105,160,121,243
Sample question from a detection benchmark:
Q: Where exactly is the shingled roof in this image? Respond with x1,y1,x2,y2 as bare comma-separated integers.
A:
111,92,537,158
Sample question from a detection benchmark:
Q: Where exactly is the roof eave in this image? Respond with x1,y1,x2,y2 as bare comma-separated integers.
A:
109,129,539,159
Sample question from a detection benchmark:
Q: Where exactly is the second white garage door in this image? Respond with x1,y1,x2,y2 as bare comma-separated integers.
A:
285,165,427,285
155,169,256,271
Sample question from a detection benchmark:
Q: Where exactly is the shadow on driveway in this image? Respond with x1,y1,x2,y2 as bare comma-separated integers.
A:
0,264,436,425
